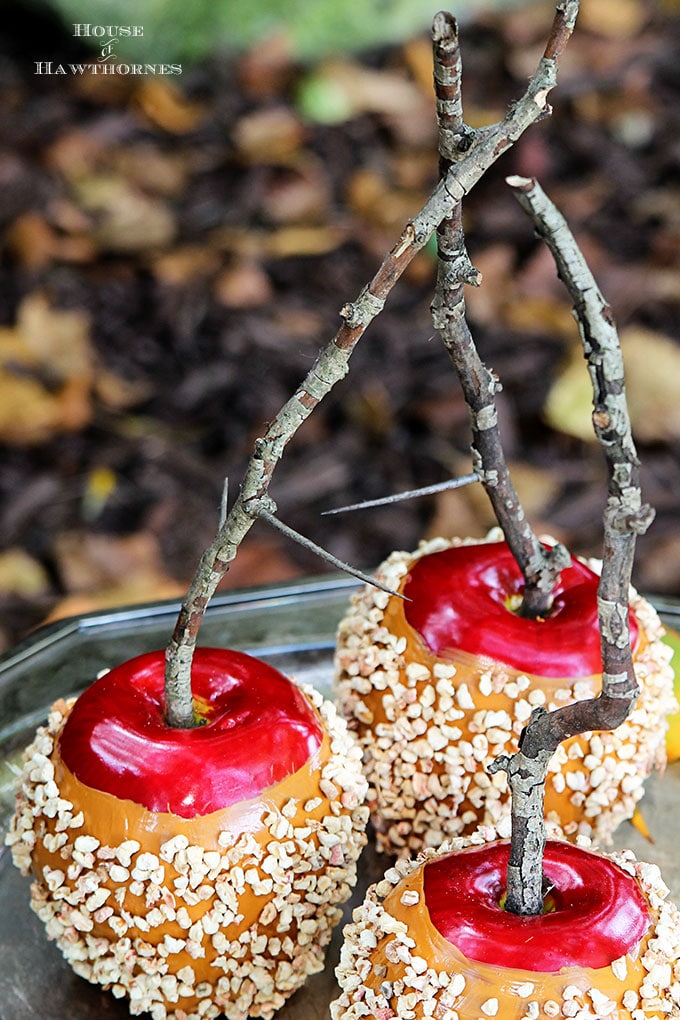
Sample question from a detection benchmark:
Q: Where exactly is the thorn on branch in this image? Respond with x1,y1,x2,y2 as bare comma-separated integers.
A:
322,473,481,516
249,501,406,601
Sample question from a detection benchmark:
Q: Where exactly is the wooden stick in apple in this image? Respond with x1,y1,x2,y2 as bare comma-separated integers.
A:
488,177,656,914
334,0,673,863
430,11,572,622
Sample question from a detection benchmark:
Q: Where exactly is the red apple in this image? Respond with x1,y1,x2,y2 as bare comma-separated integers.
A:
335,534,676,856
401,539,638,677
331,828,680,1020
58,648,324,817
8,647,369,1020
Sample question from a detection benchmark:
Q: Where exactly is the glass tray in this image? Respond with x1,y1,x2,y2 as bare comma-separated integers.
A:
1,577,679,1020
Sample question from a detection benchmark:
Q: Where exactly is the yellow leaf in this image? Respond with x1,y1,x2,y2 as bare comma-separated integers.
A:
0,549,50,598
544,328,680,443
17,291,92,381
579,0,647,38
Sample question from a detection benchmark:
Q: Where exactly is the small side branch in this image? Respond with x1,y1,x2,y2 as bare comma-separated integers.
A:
322,472,480,516
491,177,655,915
248,499,405,600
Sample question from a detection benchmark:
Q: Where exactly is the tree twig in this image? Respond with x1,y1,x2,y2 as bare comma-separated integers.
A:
321,472,480,515
431,12,571,620
248,498,405,600
163,1,581,729
489,176,655,915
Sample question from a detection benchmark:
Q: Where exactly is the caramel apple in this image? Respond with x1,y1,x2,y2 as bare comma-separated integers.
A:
331,826,680,1020
7,647,369,1020
335,533,675,856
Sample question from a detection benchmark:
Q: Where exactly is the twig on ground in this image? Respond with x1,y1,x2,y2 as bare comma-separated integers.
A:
164,1,581,729
490,176,655,915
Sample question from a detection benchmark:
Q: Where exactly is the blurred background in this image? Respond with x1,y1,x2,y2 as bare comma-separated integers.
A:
0,0,678,651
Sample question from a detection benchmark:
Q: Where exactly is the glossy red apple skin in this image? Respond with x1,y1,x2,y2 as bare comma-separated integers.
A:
403,541,639,677
58,647,323,818
423,838,650,971
330,831,680,1020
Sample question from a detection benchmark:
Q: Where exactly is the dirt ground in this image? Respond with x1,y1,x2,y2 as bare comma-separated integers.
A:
0,0,679,650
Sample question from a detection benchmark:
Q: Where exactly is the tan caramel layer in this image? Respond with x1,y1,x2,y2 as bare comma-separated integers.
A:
10,685,370,1020
335,535,676,856
331,832,680,1020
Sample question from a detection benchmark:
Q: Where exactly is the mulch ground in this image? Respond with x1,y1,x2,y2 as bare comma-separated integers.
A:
0,0,678,650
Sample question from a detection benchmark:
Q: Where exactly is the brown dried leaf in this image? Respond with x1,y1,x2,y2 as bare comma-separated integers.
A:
264,225,346,258
18,292,92,380
504,294,577,340
74,175,176,252
134,79,206,134
151,246,220,285
94,370,154,411
233,107,306,164
299,57,434,142
0,294,93,444
214,261,273,309
52,531,184,600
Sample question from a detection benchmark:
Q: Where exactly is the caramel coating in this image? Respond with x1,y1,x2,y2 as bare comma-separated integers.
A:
335,534,676,856
331,829,680,1020
8,684,369,1020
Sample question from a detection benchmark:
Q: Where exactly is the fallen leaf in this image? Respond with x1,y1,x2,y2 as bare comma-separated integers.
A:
347,168,427,233
0,549,50,598
151,246,220,285
18,291,92,380
81,466,118,523
426,487,490,543
94,370,154,411
578,0,647,38
262,160,330,225
544,328,680,444
458,459,562,531
134,79,206,134
50,531,185,607
618,329,680,442
0,293,93,444
233,107,306,164
214,261,273,308
7,212,57,269
296,58,431,130
504,294,577,340
264,225,347,258
74,175,176,252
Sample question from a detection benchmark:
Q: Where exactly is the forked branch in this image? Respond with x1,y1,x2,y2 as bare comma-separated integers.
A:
431,12,571,620
164,1,581,728
490,177,654,915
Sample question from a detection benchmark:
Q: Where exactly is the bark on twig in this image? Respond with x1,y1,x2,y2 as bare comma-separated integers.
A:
431,12,571,620
489,177,655,915
164,1,581,728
